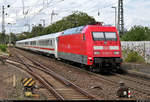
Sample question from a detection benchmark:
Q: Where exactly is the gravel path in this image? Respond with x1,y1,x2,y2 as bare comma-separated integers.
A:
0,65,7,99
0,61,47,100
0,64,28,99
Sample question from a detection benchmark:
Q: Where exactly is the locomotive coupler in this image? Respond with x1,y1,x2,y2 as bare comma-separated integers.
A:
117,81,131,98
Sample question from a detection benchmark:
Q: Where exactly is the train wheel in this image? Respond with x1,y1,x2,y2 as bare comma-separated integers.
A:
81,64,86,70
112,64,117,73
90,66,100,72
116,65,123,74
98,64,102,73
89,66,94,72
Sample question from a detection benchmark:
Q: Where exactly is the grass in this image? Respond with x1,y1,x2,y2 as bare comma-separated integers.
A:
0,44,7,52
122,49,145,63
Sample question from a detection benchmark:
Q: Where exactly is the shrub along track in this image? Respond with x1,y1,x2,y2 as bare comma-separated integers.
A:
8,48,150,100
7,48,99,100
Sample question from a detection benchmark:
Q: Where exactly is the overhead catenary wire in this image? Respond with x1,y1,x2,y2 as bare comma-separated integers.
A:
0,0,118,34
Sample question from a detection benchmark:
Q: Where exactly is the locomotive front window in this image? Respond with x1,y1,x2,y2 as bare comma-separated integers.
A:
92,32,117,41
105,32,117,41
92,32,105,41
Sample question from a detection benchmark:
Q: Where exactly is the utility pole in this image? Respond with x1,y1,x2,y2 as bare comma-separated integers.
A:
8,23,15,44
112,6,117,28
1,5,10,44
28,24,30,32
8,23,12,44
43,0,45,8
24,24,30,32
1,5,5,44
118,0,124,36
51,10,58,24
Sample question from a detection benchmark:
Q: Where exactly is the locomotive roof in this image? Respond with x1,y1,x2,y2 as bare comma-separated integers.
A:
62,25,116,35
17,24,116,43
63,26,85,35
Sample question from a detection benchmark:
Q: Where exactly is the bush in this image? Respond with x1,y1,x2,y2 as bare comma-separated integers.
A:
0,45,7,52
121,26,150,41
124,50,145,63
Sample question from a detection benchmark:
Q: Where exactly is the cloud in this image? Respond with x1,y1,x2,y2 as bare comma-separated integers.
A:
0,0,150,34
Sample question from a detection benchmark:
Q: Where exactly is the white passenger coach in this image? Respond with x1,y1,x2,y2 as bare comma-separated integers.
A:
16,32,62,58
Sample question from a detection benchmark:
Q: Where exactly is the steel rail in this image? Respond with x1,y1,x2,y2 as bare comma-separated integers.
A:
11,48,150,97
13,48,100,100
7,53,65,100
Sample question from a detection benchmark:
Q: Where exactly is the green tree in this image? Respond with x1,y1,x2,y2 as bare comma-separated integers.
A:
31,24,44,37
121,25,150,41
10,33,17,44
16,11,96,40
17,33,27,40
37,11,95,35
4,33,17,44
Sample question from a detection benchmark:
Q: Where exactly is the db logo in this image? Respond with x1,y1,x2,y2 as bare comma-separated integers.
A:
103,46,109,50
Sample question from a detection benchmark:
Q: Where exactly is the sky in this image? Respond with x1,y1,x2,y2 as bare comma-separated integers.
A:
0,0,149,34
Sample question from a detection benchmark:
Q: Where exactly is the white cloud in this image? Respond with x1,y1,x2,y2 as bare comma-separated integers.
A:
0,0,150,34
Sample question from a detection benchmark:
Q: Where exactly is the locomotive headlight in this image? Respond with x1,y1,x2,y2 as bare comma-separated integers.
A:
109,46,119,50
94,51,100,55
88,57,92,59
114,51,120,55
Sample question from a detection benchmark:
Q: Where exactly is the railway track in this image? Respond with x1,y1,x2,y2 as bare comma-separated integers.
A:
72,65,150,97
64,61,150,97
114,73,150,88
94,73,150,96
9,48,150,99
7,48,99,100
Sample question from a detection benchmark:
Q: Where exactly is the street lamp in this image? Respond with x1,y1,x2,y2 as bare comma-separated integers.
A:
111,6,117,28
40,19,45,27
8,23,15,44
1,5,10,44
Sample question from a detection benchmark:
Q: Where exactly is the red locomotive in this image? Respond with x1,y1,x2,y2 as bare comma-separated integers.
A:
16,23,122,72
58,24,122,72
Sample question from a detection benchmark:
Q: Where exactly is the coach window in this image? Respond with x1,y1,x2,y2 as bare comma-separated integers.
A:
50,39,53,46
46,40,49,46
42,40,45,46
31,41,36,45
47,40,50,46
42,41,44,46
52,39,54,46
42,40,44,46
34,41,36,45
33,41,36,45
53,39,55,45
39,40,42,46
49,39,52,46
48,40,50,46
40,40,42,46
25,42,29,45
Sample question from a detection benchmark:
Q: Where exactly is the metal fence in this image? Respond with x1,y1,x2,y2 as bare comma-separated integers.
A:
121,41,150,63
